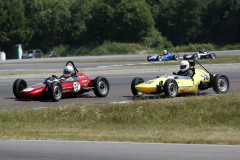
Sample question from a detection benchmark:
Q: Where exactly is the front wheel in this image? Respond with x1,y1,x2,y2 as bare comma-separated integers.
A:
49,81,63,101
210,53,216,59
213,74,229,94
13,79,27,99
131,77,144,96
163,79,178,98
93,76,109,97
174,54,179,61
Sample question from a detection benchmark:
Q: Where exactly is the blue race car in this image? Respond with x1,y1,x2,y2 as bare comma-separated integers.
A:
147,50,179,61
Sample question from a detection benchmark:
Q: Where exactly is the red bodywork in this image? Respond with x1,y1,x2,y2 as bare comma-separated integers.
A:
18,73,94,99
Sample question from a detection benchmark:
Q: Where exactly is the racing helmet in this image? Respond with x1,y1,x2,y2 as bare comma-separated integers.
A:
63,66,74,78
180,60,189,72
163,50,168,54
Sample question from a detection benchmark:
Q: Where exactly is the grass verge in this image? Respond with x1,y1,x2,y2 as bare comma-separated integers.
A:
0,93,240,144
51,42,240,57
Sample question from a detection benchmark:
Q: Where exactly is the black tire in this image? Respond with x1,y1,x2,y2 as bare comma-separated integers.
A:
183,54,188,60
49,81,63,101
163,79,178,98
131,77,144,96
174,54,179,61
13,79,27,99
157,55,162,61
193,53,198,60
93,76,109,97
213,74,229,94
147,55,151,61
210,53,216,59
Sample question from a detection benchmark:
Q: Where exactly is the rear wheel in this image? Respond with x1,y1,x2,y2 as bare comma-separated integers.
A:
213,74,229,94
157,55,162,61
183,54,188,60
13,79,27,99
49,82,62,101
147,56,151,61
163,79,178,98
210,53,216,59
174,54,179,61
193,53,198,60
131,77,144,96
93,76,109,97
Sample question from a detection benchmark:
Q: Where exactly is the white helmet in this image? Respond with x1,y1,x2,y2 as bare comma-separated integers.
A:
180,60,189,72
63,66,74,78
163,50,168,54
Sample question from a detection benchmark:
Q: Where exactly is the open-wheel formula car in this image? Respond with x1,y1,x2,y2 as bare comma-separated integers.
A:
131,58,229,98
147,51,179,61
13,61,110,101
183,49,216,60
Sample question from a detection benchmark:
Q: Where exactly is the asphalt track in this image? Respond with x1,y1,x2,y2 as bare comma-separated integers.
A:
0,51,240,110
0,51,240,159
0,140,240,160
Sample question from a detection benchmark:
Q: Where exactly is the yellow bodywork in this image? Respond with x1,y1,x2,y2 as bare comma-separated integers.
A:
135,69,211,94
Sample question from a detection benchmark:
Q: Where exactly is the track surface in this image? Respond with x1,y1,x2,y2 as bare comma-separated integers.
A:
0,51,240,110
0,52,240,159
0,140,240,160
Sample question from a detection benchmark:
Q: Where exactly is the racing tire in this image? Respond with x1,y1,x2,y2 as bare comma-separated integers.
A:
213,74,229,94
49,81,63,101
210,53,216,59
157,55,162,61
93,76,109,97
13,79,27,99
193,53,198,60
131,77,144,96
163,79,178,98
174,54,179,61
147,55,151,61
183,54,188,60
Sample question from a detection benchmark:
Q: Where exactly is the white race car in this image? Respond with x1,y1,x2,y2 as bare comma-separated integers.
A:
183,49,216,60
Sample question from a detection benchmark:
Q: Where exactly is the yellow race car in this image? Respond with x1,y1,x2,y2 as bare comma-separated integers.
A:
131,60,230,98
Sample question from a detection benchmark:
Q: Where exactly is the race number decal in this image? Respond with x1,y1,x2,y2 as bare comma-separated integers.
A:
201,75,209,81
73,82,81,92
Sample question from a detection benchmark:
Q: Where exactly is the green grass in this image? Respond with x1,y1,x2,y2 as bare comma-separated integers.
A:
50,42,240,57
52,42,149,57
1,93,240,144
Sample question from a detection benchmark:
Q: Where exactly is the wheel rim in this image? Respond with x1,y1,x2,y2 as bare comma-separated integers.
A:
211,54,215,59
168,82,177,97
158,56,162,61
176,55,179,60
194,54,198,60
99,80,108,94
54,85,61,98
217,77,228,92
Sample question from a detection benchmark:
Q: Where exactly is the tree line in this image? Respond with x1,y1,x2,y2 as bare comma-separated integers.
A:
0,0,240,53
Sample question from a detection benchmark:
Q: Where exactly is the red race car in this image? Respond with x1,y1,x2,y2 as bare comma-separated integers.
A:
13,61,110,101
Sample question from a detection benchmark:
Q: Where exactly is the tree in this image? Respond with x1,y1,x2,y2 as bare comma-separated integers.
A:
0,0,33,53
224,0,240,43
152,0,203,45
25,0,73,50
114,0,156,42
70,0,96,43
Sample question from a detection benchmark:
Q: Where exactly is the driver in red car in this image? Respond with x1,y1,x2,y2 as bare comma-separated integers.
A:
60,65,75,81
173,60,193,77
